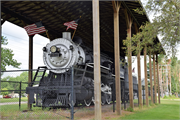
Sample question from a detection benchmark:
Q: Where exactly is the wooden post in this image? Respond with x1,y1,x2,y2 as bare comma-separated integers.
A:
159,66,163,98
134,22,142,108
0,24,2,93
28,35,34,109
46,30,51,41
92,0,101,119
168,60,171,95
124,8,133,109
149,51,153,104
153,54,157,104
144,46,149,107
156,54,160,104
112,1,121,115
169,65,171,95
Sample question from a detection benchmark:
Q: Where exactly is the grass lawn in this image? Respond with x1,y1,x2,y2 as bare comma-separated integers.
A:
0,97,28,103
119,99,180,120
0,104,66,119
0,98,179,119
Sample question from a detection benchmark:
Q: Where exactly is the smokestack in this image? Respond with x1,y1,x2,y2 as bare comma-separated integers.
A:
62,32,71,40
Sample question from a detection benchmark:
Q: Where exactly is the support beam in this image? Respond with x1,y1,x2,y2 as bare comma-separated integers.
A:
21,20,27,27
0,2,1,94
134,22,142,108
92,0,101,119
169,66,171,95
156,54,160,104
1,14,11,25
114,10,121,115
112,1,121,115
112,1,121,13
144,46,149,107
153,54,157,104
159,66,163,98
149,51,153,104
124,9,133,109
28,35,34,109
1,6,58,38
21,20,33,109
168,59,171,95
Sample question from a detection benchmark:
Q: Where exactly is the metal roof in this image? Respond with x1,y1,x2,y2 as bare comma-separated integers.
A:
1,1,165,57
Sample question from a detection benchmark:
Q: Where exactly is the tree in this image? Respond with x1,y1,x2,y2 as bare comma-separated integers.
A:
144,0,180,56
123,0,180,57
1,71,48,94
122,0,180,97
170,57,180,97
1,88,9,96
1,36,21,71
156,55,180,97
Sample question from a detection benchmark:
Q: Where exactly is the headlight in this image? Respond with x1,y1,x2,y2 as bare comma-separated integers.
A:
42,47,46,52
50,46,57,53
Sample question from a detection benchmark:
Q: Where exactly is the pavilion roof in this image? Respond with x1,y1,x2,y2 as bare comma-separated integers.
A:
1,1,165,57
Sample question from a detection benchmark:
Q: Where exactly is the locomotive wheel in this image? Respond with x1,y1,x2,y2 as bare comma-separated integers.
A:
125,93,129,102
101,93,106,105
106,85,112,104
68,94,75,107
106,93,112,104
92,97,95,104
84,98,92,106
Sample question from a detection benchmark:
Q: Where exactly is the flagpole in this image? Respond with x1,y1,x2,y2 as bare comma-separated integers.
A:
71,16,81,40
40,19,51,41
46,30,51,41
71,29,76,40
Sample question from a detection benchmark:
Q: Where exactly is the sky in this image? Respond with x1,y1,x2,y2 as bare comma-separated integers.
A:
2,21,50,77
1,1,180,79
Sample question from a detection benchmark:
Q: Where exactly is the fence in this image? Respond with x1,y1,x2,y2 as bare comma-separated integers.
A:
0,67,152,119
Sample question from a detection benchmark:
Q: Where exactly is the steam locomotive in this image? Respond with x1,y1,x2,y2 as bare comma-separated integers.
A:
26,32,138,108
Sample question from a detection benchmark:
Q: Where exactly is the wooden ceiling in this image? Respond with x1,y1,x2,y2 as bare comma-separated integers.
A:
1,1,165,57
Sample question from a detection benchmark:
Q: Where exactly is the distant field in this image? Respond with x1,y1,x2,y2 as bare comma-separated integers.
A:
0,97,28,103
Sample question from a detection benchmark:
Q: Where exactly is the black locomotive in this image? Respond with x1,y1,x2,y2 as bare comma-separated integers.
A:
26,32,138,108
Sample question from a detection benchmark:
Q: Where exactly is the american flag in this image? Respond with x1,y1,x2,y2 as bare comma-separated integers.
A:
24,21,46,36
64,19,79,31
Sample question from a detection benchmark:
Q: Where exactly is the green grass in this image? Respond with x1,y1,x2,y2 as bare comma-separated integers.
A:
0,97,28,103
133,96,153,104
162,95,180,100
120,99,180,119
0,103,28,112
0,104,66,119
1,99,180,119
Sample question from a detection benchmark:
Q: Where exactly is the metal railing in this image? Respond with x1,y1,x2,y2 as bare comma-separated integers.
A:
0,67,149,120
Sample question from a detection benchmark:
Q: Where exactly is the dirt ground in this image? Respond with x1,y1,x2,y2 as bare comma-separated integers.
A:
55,104,135,120
77,109,134,120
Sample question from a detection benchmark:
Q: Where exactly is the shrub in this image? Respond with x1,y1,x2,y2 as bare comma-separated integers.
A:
169,95,176,98
127,107,134,112
1,88,9,96
155,103,158,105
163,95,169,99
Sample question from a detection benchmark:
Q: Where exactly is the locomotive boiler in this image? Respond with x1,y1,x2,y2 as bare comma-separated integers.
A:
26,32,138,108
